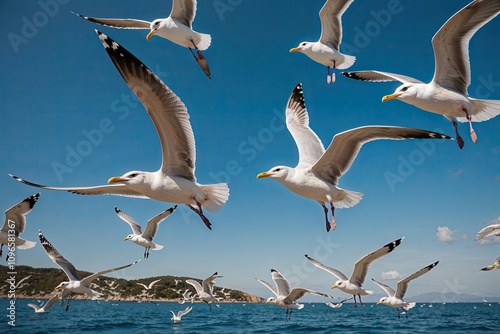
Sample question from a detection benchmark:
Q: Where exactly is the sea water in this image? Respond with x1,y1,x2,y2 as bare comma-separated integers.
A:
2,299,499,333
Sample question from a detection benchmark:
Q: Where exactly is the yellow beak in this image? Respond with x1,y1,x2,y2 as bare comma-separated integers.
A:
146,29,156,41
382,93,401,102
331,284,338,289
376,301,381,305
289,47,301,53
54,284,61,291
256,172,271,179
108,177,126,184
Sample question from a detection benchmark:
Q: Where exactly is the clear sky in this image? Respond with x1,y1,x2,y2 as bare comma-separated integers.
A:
1,0,499,302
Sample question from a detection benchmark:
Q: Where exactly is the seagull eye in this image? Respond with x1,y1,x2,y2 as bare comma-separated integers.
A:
301,42,306,46
400,86,409,92
129,173,138,178
274,168,281,172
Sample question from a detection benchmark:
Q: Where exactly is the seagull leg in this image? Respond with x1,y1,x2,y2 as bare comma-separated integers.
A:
187,203,212,230
205,300,212,310
319,202,331,232
0,244,3,257
359,294,364,307
329,202,337,232
189,40,212,79
397,308,401,319
146,247,150,259
451,119,464,149
331,61,337,83
404,309,409,318
462,108,477,144
353,295,358,308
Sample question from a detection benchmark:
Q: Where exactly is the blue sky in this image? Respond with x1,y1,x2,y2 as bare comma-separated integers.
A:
1,0,499,302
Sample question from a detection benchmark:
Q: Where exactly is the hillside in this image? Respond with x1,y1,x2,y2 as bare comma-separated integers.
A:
0,265,263,303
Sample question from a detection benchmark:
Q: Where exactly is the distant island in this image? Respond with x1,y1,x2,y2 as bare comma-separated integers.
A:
0,265,263,303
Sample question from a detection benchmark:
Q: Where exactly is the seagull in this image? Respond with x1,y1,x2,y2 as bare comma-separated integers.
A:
115,206,176,258
256,83,452,231
38,230,140,311
186,272,221,310
305,238,404,307
27,294,61,313
170,306,192,322
74,0,212,78
137,279,162,290
480,257,500,271
342,0,500,149
372,261,439,318
10,31,229,230
290,0,356,83
475,224,500,240
0,193,39,259
256,268,336,322
325,296,353,308
178,289,194,304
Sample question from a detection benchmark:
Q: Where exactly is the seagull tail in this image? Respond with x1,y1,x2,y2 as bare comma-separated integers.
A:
202,183,229,213
16,239,36,250
335,53,356,70
334,189,363,209
457,98,500,122
195,33,211,51
152,244,164,250
403,302,416,310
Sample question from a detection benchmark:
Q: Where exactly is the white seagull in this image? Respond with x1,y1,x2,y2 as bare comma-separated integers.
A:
10,31,229,230
256,83,452,231
74,0,212,78
305,238,404,307
170,306,193,322
186,272,222,310
178,289,194,304
137,279,162,290
475,223,500,240
0,193,40,259
372,261,439,318
342,0,500,149
27,294,61,313
115,206,176,258
480,257,500,271
38,230,140,311
256,268,336,322
290,0,356,83
325,296,353,308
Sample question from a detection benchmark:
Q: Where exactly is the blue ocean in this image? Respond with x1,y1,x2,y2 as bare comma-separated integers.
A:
2,299,499,333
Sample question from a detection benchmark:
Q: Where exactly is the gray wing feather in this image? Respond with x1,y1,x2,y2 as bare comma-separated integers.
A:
38,231,80,281
81,260,140,286
3,193,39,234
170,0,197,28
74,12,151,29
114,207,143,235
395,261,439,299
341,70,423,84
319,0,354,49
143,206,177,240
305,254,348,281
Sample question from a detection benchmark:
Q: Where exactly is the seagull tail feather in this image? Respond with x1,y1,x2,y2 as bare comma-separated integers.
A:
16,239,36,250
403,302,416,310
195,33,211,51
457,98,500,123
335,54,356,70
333,189,363,209
201,183,229,213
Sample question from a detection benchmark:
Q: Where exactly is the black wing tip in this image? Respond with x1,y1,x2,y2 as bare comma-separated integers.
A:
429,261,439,269
341,72,366,81
427,131,453,140
114,206,121,213
168,205,178,212
24,193,41,208
386,238,404,252
271,268,277,273
290,82,306,107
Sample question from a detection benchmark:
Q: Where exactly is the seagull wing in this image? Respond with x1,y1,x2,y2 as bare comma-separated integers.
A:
15,275,32,288
41,294,61,311
114,207,142,235
178,306,193,317
395,261,439,299
341,70,424,84
148,279,162,289
305,254,348,280
311,126,451,185
137,283,148,289
202,272,219,294
170,0,197,28
319,0,354,49
186,279,203,295
475,224,500,240
350,238,403,286
431,1,500,94
3,193,39,234
255,278,278,296
96,31,197,181
9,174,148,198
143,206,177,240
73,12,151,29
81,260,140,286
270,269,291,297
38,231,80,281
286,83,325,169
371,278,395,297
286,288,335,302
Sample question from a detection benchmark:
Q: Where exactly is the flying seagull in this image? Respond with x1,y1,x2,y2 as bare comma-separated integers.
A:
342,0,500,149
372,261,439,318
256,268,337,322
10,31,229,230
305,238,404,307
325,296,353,308
115,206,176,258
0,193,40,259
38,230,140,311
27,294,61,313
186,272,221,310
170,306,193,322
475,224,500,240
137,279,162,290
256,83,452,231
73,0,212,78
290,0,356,83
480,257,500,271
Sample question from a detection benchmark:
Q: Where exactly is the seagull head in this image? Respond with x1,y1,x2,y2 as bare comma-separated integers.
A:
376,297,388,305
382,84,418,103
124,234,135,241
331,280,345,290
108,171,146,185
256,166,290,181
54,282,69,291
290,42,312,54
265,297,277,305
147,19,161,40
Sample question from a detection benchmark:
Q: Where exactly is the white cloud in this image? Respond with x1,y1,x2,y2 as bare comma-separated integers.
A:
378,270,404,281
460,233,470,241
436,226,457,244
